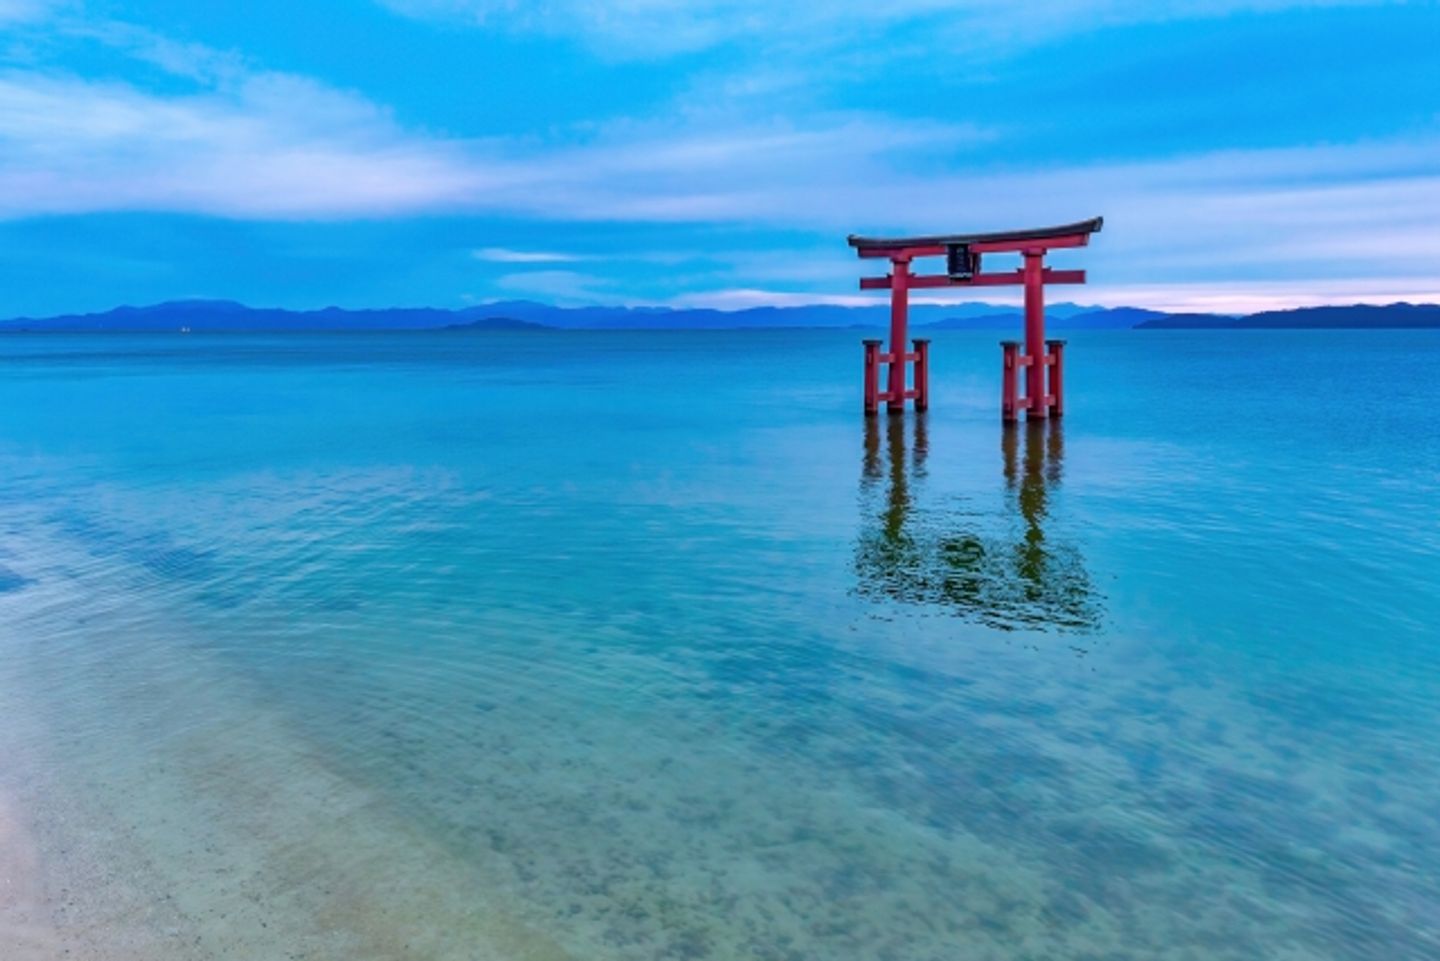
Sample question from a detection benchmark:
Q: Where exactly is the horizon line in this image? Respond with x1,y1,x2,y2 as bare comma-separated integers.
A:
6,296,1440,324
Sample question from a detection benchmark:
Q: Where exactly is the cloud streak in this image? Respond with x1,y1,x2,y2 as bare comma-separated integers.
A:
0,0,59,24
1,52,1435,308
472,247,586,263
0,62,992,222
1,4,1434,311
376,0,1394,58
0,69,509,218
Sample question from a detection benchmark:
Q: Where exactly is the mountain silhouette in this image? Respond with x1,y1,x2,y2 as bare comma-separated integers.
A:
1,299,1436,332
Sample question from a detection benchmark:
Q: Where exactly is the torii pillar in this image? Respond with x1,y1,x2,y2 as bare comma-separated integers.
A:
849,217,1103,420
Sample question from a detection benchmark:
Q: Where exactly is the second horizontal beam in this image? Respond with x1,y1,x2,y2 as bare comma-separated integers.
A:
859,269,1086,290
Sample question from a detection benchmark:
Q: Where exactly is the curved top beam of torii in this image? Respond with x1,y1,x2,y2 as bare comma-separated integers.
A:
848,217,1103,258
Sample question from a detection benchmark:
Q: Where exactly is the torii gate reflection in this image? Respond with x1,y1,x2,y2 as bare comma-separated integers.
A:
855,419,1102,633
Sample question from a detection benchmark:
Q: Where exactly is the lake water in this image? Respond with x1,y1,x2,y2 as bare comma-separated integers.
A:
1,329,1438,960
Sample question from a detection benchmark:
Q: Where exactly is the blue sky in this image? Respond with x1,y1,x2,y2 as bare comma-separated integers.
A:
1,0,1437,315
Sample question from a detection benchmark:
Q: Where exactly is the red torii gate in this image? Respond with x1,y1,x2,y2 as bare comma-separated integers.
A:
848,217,1103,421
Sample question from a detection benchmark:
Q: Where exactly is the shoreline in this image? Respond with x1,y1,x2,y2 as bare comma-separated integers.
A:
0,644,575,961
0,774,62,961
0,534,573,961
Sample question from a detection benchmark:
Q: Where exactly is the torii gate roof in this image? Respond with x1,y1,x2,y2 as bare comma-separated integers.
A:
848,217,1103,255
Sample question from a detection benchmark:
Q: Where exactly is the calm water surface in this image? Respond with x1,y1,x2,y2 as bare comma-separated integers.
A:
1,329,1438,960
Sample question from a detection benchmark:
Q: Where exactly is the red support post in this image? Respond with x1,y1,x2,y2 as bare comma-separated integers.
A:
912,338,930,412
1047,339,1066,417
1022,250,1047,420
863,339,881,415
887,256,910,415
1001,340,1019,423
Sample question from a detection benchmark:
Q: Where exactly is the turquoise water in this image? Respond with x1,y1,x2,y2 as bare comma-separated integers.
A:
1,330,1438,959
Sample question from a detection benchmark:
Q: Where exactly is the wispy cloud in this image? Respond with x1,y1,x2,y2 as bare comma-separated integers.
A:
493,269,616,303
1,4,1434,311
62,20,250,84
472,247,586,263
3,52,1432,306
0,0,60,24
667,288,876,309
375,0,1392,58
0,62,990,221
0,69,512,218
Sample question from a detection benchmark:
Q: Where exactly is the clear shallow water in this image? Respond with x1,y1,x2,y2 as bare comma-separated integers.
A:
1,329,1438,960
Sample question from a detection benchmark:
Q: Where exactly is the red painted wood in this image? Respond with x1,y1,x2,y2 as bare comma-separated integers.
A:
887,257,910,415
863,339,881,415
855,245,946,260
851,219,1099,418
1047,339,1066,417
859,269,1085,290
913,339,930,412
1001,341,1019,422
1023,251,1047,420
853,232,1094,260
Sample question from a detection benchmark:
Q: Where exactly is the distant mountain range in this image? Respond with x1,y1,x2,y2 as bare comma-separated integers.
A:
1,299,1437,332
1131,303,1440,329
